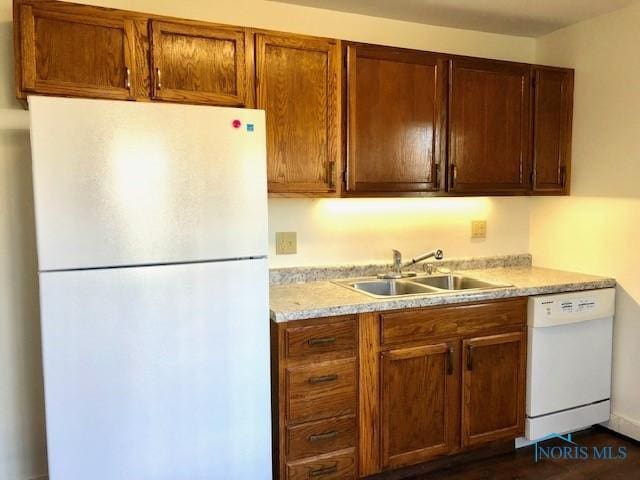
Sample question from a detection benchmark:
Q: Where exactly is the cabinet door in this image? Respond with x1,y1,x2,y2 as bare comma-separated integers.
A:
256,34,341,195
18,2,138,100
462,331,526,447
150,20,252,106
449,59,531,194
532,66,574,194
380,342,459,469
347,45,447,194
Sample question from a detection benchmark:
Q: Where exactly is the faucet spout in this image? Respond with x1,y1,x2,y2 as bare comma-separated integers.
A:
400,249,444,270
378,248,444,279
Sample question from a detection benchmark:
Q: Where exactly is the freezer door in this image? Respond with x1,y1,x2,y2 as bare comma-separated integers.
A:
39,260,271,480
29,96,267,270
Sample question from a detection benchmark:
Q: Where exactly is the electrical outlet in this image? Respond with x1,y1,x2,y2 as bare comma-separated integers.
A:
471,220,487,239
275,232,297,255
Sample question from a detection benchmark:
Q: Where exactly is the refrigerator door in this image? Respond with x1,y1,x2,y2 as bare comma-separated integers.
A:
29,96,267,271
39,259,271,480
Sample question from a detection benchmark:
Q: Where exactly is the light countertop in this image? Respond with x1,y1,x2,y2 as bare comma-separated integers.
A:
269,266,616,322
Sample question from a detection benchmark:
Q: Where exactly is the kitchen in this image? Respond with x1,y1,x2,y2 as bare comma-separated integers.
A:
0,0,639,479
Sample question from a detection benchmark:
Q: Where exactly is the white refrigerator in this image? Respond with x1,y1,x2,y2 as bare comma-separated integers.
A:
29,96,272,480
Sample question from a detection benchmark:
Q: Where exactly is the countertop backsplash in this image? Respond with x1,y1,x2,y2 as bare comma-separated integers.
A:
269,253,532,285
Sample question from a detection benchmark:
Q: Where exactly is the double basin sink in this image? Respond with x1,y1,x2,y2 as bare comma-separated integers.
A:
335,274,510,298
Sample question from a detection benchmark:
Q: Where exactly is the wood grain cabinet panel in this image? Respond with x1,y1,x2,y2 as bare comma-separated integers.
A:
532,66,574,194
18,1,138,100
381,298,527,347
346,45,447,194
285,317,357,360
286,450,356,480
286,358,357,425
286,415,356,461
380,342,459,469
449,58,531,194
149,20,252,106
461,331,526,447
256,33,341,195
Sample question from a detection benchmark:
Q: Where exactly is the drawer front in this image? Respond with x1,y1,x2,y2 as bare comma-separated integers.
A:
287,359,357,424
381,298,527,346
287,415,356,461
287,450,356,480
285,317,357,360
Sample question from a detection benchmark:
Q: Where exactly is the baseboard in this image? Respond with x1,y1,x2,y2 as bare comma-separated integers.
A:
603,413,640,441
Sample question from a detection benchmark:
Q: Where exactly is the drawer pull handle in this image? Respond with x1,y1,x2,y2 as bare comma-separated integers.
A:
447,346,454,375
310,465,338,477
308,337,336,347
467,345,474,371
309,374,338,384
309,430,338,443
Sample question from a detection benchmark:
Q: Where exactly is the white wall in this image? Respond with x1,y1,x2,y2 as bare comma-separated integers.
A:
0,2,48,479
0,1,536,478
268,197,530,267
531,1,640,440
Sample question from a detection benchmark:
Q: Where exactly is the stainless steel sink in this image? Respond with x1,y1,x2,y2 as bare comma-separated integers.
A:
410,274,503,291
335,274,510,298
348,280,438,297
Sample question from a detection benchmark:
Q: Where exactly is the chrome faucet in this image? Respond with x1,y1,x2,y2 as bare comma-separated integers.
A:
378,248,444,279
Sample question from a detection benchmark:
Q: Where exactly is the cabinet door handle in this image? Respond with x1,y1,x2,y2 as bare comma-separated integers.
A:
466,345,474,371
447,346,454,375
308,337,336,347
308,430,338,443
450,164,457,189
327,162,336,190
310,465,338,477
156,68,162,90
560,165,567,188
125,67,131,90
309,374,338,384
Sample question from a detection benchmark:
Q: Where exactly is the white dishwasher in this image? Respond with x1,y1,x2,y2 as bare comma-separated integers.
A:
520,288,615,443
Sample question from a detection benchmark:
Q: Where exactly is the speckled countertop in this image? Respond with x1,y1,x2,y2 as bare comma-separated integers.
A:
269,266,616,322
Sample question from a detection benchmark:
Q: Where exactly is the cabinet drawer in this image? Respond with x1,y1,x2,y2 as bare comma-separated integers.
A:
381,298,527,346
287,450,356,480
287,415,356,461
285,317,357,360
287,359,357,424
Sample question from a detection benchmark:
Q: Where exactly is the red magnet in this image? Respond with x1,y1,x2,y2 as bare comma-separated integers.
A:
232,119,242,129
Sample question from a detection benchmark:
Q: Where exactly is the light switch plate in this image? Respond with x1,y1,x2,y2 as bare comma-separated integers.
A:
471,220,487,239
275,232,297,255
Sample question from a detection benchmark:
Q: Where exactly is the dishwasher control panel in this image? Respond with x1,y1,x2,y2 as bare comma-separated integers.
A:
528,288,615,327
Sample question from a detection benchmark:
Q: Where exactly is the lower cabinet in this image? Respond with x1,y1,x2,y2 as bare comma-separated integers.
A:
462,332,526,447
380,342,459,469
272,298,527,479
272,315,359,479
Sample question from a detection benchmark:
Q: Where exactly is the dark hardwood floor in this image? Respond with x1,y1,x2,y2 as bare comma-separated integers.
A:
409,428,640,480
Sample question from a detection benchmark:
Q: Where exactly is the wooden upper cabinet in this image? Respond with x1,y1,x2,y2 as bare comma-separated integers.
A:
461,331,526,448
532,66,574,194
449,58,531,194
17,1,139,100
149,20,253,106
346,45,447,195
380,342,458,469
256,33,341,195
